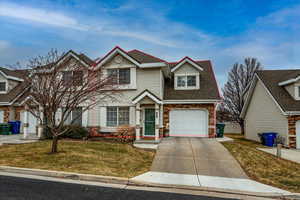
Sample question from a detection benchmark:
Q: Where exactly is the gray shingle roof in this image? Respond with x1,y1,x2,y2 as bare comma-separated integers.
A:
257,69,300,112
127,49,165,63
164,60,221,100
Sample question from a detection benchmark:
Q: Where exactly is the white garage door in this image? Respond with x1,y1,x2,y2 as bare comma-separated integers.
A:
169,109,208,137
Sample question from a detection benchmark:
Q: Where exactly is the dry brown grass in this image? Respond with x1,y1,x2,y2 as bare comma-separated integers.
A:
222,134,300,192
0,140,155,178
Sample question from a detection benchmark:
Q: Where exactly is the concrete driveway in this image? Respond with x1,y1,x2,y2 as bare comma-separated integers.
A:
151,137,248,178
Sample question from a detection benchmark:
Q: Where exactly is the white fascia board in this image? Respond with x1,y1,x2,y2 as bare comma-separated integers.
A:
171,58,203,72
278,76,300,86
163,99,221,104
95,49,140,69
19,95,39,106
240,76,258,118
0,70,24,82
285,111,300,115
132,91,162,104
139,62,167,68
57,51,90,69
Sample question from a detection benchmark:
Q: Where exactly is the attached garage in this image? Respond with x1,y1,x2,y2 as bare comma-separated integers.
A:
169,109,208,137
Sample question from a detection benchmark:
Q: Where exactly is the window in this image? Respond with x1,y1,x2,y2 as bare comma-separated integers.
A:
62,71,83,86
176,75,197,89
0,82,6,92
187,76,196,86
63,107,82,126
106,107,129,126
107,68,130,85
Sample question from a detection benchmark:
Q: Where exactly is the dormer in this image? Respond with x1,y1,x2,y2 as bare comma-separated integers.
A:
170,57,203,90
0,68,24,94
278,75,300,100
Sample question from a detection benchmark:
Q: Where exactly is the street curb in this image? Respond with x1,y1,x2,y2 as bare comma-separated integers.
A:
0,166,129,185
0,166,295,199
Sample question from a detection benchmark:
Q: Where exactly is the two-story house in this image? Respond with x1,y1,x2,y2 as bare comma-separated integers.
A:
88,46,221,141
241,69,300,149
0,46,221,141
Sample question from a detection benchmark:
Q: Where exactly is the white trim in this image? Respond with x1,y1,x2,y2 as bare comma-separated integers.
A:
140,63,166,68
57,51,90,68
0,80,8,94
171,58,203,72
0,70,24,82
174,73,200,90
132,91,162,104
19,95,40,106
95,48,140,69
163,99,221,104
95,48,166,69
294,84,300,100
278,76,300,86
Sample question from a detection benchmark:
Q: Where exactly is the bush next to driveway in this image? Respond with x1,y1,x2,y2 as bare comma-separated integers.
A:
0,140,155,178
222,134,300,192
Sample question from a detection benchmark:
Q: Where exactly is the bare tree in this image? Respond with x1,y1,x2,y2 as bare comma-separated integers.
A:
15,49,118,153
222,58,262,135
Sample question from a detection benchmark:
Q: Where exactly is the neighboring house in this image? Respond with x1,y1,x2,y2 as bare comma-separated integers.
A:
241,70,300,149
0,50,94,136
1,46,221,141
217,110,241,134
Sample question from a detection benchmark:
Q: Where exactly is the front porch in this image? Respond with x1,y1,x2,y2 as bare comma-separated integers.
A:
132,90,163,142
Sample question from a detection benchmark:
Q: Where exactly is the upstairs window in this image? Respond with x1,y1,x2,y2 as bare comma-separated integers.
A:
62,71,83,86
175,74,198,89
0,82,6,92
107,68,130,85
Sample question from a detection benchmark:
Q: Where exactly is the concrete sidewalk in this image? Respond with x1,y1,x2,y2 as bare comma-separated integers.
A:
151,137,247,178
132,171,290,195
0,133,38,145
258,147,300,164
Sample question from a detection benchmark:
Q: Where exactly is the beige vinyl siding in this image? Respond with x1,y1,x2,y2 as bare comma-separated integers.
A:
174,63,199,74
87,53,162,127
244,80,288,144
285,84,295,99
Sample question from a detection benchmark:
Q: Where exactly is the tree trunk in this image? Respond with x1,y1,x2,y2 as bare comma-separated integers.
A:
51,135,59,153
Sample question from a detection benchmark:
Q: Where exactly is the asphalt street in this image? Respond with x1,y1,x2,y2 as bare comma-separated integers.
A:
0,175,235,200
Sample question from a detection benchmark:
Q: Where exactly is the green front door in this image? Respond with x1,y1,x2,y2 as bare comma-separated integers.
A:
144,108,155,136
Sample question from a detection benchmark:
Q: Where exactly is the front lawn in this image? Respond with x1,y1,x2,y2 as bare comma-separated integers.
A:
0,140,155,178
222,134,300,192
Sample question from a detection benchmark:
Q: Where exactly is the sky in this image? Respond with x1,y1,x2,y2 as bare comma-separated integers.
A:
0,0,300,86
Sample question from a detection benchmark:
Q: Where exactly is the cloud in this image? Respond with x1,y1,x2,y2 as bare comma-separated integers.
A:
0,2,215,48
0,2,87,31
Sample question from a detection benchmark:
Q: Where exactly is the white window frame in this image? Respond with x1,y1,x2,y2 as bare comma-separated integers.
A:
0,81,8,94
174,73,200,90
106,106,130,127
105,67,136,90
295,84,300,100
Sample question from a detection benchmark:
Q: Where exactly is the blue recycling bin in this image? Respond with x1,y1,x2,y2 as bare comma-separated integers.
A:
262,132,277,147
8,121,21,134
15,121,21,134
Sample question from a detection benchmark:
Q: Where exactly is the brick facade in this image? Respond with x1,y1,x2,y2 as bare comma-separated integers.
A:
0,106,24,123
163,104,216,138
287,115,300,148
0,106,11,122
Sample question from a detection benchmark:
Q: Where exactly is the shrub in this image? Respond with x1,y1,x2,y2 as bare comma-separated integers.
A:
113,125,135,143
62,125,89,139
